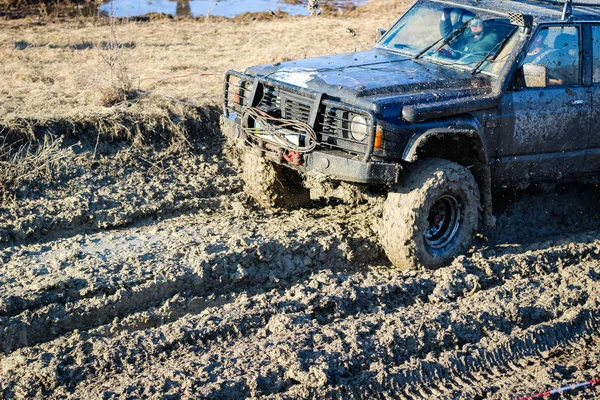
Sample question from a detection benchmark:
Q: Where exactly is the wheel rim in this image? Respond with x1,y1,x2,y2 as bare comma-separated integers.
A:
425,195,461,250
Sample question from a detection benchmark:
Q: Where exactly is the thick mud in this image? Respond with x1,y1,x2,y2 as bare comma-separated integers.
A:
1,115,600,399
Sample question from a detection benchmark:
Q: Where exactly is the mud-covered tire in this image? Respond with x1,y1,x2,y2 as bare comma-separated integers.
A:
381,159,480,270
242,151,311,210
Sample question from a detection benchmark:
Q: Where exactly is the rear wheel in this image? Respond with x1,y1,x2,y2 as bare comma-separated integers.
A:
242,151,311,210
381,159,480,269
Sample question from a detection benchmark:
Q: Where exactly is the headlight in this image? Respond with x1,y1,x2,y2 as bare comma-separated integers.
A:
350,115,368,142
233,81,252,107
233,85,244,106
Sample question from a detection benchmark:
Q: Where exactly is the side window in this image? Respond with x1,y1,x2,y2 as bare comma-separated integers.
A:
592,26,600,83
522,26,580,86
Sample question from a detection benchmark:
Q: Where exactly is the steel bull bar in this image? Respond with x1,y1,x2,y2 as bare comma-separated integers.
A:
221,71,399,185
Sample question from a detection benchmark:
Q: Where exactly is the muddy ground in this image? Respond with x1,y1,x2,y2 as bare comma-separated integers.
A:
1,118,599,399
1,4,600,400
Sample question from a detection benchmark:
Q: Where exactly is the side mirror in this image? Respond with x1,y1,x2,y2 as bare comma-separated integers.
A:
522,63,547,88
376,28,387,42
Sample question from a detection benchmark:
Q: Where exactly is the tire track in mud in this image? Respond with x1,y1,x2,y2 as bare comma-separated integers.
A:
0,203,383,355
268,250,600,399
490,331,600,399
195,238,600,397
1,134,600,398
329,240,600,398
0,144,238,247
3,224,599,399
373,309,600,399
0,202,385,397
98,257,600,399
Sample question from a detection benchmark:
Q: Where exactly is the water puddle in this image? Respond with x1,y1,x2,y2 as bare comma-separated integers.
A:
99,0,367,18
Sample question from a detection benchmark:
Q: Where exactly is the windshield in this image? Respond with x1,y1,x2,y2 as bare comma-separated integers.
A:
378,1,518,74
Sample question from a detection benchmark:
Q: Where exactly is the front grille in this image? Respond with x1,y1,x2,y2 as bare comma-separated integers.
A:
259,86,312,123
284,98,311,122
257,85,371,156
224,73,373,158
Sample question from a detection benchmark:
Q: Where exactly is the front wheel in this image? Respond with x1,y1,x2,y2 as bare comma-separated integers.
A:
380,159,480,270
242,151,311,210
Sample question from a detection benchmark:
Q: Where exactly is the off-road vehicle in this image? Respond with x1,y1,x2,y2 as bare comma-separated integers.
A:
221,0,600,269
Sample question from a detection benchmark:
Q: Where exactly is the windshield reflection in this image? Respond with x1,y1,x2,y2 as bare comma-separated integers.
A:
378,0,517,74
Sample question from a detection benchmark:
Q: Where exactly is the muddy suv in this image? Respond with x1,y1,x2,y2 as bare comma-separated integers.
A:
220,0,600,269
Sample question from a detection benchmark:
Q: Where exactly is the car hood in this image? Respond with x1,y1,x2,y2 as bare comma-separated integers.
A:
245,48,492,107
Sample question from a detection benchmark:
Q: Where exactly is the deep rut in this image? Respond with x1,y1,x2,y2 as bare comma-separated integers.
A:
1,135,600,398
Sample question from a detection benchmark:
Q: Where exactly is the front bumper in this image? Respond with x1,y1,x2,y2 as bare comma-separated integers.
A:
220,115,399,185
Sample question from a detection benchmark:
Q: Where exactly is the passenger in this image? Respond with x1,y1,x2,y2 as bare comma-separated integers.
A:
439,7,474,36
524,29,551,61
523,30,578,85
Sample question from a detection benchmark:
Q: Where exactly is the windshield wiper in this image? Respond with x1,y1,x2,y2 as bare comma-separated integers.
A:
414,36,445,59
414,19,471,59
470,27,517,74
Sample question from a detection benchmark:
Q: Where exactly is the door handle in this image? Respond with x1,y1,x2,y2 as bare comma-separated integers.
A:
571,99,584,105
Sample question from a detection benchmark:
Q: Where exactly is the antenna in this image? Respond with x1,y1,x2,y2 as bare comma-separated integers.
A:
562,0,573,19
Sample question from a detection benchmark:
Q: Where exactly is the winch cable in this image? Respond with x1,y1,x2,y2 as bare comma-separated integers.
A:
514,377,600,400
240,106,318,153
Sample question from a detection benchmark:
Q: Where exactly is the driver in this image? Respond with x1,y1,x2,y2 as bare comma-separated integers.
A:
440,11,498,57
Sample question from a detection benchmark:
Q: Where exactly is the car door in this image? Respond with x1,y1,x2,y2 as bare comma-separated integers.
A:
588,24,600,174
495,25,591,186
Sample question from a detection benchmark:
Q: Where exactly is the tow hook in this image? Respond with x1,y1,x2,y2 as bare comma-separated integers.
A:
283,150,302,166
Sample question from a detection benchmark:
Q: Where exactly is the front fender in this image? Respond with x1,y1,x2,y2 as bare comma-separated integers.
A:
400,117,496,228
401,117,490,165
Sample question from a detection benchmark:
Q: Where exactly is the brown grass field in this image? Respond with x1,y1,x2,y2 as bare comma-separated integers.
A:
0,1,408,137
0,0,409,197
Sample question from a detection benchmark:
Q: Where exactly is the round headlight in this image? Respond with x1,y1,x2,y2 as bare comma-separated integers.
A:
350,115,368,142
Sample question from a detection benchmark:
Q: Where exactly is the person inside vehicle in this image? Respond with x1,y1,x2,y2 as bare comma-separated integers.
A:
522,29,579,85
439,7,473,33
522,29,562,85
525,28,550,60
439,10,498,59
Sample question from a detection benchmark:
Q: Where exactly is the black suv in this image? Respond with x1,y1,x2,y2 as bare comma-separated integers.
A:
220,0,600,269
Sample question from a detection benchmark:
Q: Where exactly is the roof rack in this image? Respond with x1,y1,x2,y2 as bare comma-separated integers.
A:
514,0,600,20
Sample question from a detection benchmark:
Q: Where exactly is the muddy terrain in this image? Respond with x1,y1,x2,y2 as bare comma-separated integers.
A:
1,113,599,399
1,2,600,399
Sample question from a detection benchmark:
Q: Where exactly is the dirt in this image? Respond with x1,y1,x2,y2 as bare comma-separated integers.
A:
0,114,599,399
1,3,600,399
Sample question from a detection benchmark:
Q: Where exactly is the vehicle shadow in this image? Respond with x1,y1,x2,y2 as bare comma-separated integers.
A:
480,182,600,250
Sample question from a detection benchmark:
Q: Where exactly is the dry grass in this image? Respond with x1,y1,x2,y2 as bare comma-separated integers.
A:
0,0,411,152
0,136,73,200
